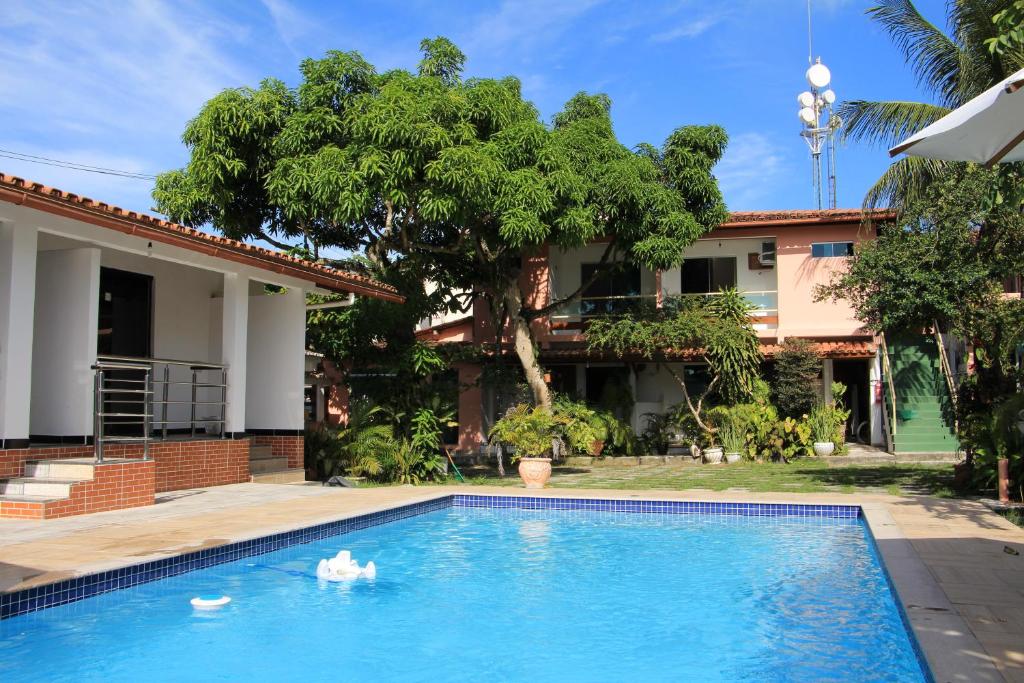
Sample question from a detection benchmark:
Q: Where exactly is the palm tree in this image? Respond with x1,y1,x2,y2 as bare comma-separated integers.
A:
840,0,1024,208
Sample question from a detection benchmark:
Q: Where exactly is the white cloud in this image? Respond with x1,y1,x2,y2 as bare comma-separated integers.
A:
649,15,721,43
260,0,317,50
714,132,790,210
464,0,605,55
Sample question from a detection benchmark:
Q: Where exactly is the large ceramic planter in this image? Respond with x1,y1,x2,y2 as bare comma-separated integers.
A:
813,442,835,457
590,440,606,457
703,447,724,464
724,451,742,464
518,457,552,489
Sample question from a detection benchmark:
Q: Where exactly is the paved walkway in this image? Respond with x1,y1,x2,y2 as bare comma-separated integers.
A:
1,483,1022,682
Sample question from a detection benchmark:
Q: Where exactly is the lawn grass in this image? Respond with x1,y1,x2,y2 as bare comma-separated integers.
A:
447,459,958,496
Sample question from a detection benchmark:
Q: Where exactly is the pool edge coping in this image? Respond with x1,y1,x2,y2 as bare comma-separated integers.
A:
860,504,1002,683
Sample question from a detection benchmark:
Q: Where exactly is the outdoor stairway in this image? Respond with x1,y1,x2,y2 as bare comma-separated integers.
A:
884,334,960,454
249,445,306,484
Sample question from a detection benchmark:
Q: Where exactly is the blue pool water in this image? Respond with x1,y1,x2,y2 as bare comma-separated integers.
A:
0,506,927,682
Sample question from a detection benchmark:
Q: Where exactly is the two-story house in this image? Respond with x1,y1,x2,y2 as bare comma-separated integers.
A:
416,208,894,454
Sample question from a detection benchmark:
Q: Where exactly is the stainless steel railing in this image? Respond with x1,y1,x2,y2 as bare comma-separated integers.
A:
92,355,227,463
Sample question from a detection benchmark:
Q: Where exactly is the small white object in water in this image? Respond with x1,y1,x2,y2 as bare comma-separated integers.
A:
191,595,231,609
316,550,376,581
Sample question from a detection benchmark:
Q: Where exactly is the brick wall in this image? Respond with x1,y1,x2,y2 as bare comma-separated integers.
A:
0,439,250,494
105,440,249,493
252,435,304,469
0,459,155,520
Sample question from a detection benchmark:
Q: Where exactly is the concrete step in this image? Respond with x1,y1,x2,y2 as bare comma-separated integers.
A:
249,445,275,460
0,493,64,503
249,456,289,474
250,468,307,484
0,477,79,498
24,459,96,480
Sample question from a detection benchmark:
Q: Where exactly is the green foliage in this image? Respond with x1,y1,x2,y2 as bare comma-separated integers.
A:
770,338,821,419
154,38,729,408
305,400,391,480
818,167,1024,332
586,289,762,428
838,0,1024,208
491,402,598,460
489,404,561,460
379,438,446,485
717,419,745,454
988,1,1024,53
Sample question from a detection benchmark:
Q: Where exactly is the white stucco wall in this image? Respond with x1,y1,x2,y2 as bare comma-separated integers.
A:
30,248,101,436
0,223,38,441
245,287,305,430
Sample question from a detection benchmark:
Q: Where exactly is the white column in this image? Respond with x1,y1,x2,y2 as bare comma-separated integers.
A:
0,222,38,445
870,351,883,446
221,273,249,435
30,247,101,437
245,286,305,430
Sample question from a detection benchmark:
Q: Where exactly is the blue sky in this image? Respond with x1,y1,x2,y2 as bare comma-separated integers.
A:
1,0,941,225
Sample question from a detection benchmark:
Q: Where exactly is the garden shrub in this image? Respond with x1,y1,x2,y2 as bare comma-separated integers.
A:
771,338,821,419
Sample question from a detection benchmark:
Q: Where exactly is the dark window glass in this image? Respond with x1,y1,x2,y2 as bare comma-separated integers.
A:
680,257,736,294
811,242,854,258
680,258,711,294
581,263,641,315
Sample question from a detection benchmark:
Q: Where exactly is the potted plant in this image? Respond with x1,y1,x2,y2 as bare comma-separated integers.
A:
808,403,835,457
702,429,724,464
719,421,744,464
586,412,610,456
490,403,597,488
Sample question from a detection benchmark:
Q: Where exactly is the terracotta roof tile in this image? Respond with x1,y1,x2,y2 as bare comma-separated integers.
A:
0,173,402,302
720,208,894,229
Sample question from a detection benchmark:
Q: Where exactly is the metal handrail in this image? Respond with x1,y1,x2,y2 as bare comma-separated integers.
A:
96,354,225,370
879,332,897,448
933,321,960,434
92,356,228,462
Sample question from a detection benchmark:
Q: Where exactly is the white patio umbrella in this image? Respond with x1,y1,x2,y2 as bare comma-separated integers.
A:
889,67,1024,167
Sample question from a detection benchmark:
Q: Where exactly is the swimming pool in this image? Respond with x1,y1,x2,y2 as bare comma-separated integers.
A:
0,497,928,681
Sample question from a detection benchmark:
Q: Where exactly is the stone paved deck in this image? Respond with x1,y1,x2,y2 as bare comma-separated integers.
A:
1,483,1022,682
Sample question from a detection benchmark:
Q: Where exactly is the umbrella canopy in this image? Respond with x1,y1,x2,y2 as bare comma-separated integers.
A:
890,67,1024,167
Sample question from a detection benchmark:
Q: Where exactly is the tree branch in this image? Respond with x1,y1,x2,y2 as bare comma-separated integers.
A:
258,230,298,252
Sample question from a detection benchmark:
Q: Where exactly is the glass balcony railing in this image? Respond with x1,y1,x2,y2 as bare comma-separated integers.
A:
547,290,778,333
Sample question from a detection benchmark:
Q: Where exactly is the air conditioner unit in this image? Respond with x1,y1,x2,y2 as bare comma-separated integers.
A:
757,241,776,267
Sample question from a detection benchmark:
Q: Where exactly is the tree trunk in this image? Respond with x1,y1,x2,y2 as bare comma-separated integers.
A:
503,279,552,409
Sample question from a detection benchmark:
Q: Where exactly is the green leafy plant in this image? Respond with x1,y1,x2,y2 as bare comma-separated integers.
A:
380,438,445,485
587,289,763,433
489,404,561,461
306,400,392,480
771,338,821,419
717,419,745,454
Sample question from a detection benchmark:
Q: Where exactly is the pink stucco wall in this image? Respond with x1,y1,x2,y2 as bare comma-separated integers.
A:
455,362,484,452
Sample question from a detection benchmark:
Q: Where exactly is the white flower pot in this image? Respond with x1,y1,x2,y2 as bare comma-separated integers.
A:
813,442,835,457
725,452,742,464
703,447,724,464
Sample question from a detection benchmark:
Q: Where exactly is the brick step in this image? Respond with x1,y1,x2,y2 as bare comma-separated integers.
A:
249,456,289,474
250,468,307,484
24,458,96,480
249,445,275,460
0,477,83,498
0,492,64,503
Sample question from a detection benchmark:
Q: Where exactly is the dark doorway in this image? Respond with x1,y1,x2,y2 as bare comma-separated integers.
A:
585,366,632,420
833,359,870,442
98,267,153,357
97,267,153,437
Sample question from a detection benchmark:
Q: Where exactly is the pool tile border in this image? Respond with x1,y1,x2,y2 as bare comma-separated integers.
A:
1,495,859,620
453,494,861,517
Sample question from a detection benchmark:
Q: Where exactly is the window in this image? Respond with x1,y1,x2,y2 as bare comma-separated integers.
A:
580,263,641,315
680,257,736,294
810,242,854,258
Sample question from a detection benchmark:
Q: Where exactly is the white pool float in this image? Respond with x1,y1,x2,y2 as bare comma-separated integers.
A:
190,595,231,609
316,550,376,582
